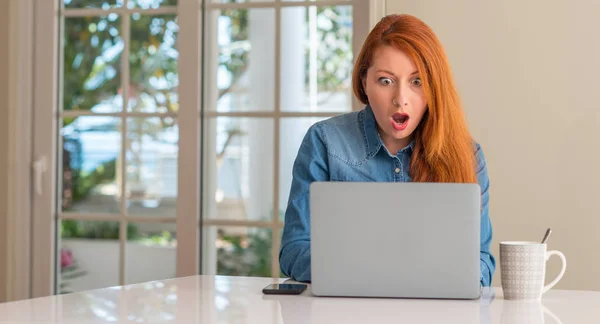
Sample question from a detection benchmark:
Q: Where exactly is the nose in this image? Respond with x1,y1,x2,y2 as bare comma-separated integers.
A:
393,84,409,106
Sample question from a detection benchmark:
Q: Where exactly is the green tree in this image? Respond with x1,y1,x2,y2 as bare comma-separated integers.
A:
62,13,179,120
62,8,180,205
216,228,272,277
310,6,353,94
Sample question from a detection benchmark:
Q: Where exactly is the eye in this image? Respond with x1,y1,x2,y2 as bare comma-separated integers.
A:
411,77,422,87
378,77,393,86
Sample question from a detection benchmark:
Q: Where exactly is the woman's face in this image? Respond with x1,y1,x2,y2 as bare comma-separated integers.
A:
362,45,428,154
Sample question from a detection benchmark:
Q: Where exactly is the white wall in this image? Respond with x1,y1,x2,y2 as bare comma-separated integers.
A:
386,0,600,290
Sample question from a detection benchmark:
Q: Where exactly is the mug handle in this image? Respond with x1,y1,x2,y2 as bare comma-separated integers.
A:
542,250,567,294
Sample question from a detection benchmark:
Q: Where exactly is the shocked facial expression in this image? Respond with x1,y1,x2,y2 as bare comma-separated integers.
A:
362,45,428,154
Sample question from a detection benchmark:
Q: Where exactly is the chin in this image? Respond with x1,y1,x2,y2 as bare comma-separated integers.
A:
389,128,413,140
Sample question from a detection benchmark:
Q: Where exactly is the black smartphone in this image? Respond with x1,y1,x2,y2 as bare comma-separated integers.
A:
262,283,307,295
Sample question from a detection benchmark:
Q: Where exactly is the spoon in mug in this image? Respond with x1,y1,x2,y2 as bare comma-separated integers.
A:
541,228,552,244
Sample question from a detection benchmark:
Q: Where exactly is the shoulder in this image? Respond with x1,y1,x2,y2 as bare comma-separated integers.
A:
472,141,487,172
319,110,362,127
301,110,363,146
471,141,490,190
302,110,368,164
313,110,363,142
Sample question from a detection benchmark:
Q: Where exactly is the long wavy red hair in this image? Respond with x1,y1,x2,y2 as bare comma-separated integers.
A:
353,14,477,183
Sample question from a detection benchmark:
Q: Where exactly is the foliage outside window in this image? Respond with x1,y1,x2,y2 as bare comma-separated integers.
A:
61,0,351,279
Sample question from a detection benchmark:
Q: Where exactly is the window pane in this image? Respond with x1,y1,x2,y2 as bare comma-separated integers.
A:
204,118,273,221
129,14,179,113
64,0,123,9
279,117,327,221
59,220,120,293
128,0,177,9
61,117,121,214
63,16,123,112
126,117,178,217
203,226,272,277
280,6,353,112
126,222,176,284
206,9,275,112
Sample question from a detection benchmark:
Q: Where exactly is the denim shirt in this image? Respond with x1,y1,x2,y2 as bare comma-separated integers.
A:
279,105,496,287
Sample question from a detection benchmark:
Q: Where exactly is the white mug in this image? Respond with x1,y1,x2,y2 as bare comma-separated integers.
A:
500,241,567,300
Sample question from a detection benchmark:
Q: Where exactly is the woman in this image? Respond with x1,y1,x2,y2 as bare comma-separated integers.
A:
279,14,496,286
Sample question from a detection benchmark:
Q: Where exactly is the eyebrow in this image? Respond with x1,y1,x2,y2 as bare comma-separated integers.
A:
375,69,419,77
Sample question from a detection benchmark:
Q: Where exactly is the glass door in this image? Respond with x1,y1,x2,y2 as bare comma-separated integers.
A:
31,0,201,296
30,0,371,297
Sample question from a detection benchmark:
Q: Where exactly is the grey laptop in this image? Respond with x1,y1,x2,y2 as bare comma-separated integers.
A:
309,182,481,299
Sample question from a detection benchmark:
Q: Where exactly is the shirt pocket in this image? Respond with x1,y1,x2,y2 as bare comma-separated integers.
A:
328,158,378,182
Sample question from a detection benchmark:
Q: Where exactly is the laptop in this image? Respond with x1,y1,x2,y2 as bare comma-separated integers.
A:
309,181,481,299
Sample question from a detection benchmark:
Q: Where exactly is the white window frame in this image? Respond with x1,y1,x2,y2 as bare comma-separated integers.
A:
199,0,376,279
2,0,387,300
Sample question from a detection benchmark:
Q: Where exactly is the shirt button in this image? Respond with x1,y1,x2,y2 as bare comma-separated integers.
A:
394,168,401,173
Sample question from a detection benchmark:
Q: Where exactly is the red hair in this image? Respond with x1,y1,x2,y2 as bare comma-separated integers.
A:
352,14,477,183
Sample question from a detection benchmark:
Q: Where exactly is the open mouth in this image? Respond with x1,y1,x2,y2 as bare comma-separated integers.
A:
391,113,409,131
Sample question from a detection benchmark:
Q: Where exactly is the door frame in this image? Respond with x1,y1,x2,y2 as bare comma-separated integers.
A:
1,0,35,302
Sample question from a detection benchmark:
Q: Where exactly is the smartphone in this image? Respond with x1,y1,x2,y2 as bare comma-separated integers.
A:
262,283,307,295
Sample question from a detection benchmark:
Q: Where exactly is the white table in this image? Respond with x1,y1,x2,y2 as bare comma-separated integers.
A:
0,275,598,323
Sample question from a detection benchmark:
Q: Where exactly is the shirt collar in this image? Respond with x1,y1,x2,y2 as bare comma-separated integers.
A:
362,105,415,157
